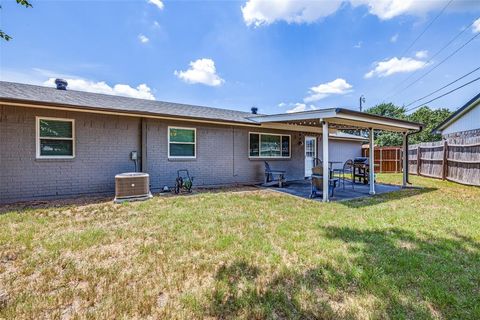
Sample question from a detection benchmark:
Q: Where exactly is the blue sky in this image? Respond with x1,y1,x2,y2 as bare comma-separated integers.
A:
1,0,479,114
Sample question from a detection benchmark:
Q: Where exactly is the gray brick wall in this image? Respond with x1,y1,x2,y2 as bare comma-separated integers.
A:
145,119,305,190
1,105,141,202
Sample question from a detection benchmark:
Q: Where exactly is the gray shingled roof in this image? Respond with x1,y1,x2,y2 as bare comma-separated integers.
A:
0,81,257,124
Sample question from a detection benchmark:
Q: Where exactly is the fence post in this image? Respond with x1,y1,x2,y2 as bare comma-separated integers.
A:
417,146,421,176
379,148,383,173
395,149,398,173
442,140,448,180
400,149,403,173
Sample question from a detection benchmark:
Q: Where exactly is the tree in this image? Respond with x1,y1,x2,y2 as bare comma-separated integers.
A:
408,106,451,145
365,102,406,119
365,103,406,147
363,103,452,147
0,0,33,41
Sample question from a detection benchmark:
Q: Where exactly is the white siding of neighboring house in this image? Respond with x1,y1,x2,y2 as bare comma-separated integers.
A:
318,139,364,166
442,102,480,135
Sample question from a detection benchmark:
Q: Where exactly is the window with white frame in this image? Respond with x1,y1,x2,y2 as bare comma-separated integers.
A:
168,127,196,158
36,117,75,158
249,132,290,158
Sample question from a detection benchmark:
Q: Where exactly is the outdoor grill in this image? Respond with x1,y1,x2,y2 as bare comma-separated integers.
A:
353,157,370,184
353,157,369,165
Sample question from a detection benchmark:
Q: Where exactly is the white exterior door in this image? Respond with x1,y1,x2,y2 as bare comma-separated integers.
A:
305,136,317,177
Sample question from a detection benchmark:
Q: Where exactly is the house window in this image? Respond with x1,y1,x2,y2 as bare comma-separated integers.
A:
249,133,290,158
168,127,196,158
36,117,75,158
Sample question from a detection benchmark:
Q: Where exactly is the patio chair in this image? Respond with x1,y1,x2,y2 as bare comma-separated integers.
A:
333,159,354,190
264,161,286,188
310,165,339,198
312,157,322,167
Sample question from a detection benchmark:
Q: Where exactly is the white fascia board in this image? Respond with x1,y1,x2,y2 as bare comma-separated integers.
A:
333,113,420,131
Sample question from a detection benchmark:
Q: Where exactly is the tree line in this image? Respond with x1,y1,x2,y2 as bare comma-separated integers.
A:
363,103,451,146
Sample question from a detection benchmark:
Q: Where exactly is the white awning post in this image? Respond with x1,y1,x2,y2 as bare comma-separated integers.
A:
322,121,329,202
369,128,376,195
402,132,408,187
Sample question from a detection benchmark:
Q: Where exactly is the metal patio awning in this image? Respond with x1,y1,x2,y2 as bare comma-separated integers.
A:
249,107,422,132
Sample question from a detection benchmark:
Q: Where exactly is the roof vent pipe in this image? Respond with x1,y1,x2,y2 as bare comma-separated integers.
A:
55,79,68,90
251,107,258,114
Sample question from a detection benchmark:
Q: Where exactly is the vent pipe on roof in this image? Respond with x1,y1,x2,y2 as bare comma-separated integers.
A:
251,107,258,114
55,78,68,90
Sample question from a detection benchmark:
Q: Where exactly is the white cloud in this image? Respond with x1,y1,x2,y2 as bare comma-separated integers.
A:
174,58,225,86
351,0,447,20
365,57,428,78
284,103,318,113
415,50,428,59
138,34,149,43
44,78,156,100
304,78,353,103
148,0,164,10
354,41,362,48
241,0,343,26
390,33,399,43
473,18,480,33
241,0,477,26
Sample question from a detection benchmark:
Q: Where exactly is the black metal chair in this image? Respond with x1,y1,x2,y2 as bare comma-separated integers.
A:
333,159,354,190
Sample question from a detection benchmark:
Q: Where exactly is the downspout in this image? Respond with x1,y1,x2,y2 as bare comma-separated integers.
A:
141,118,148,173
232,126,237,178
405,126,423,185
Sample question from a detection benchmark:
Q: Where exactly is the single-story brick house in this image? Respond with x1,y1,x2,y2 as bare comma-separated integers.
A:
0,81,422,203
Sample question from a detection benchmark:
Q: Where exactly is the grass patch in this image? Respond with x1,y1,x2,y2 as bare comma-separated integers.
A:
0,175,479,319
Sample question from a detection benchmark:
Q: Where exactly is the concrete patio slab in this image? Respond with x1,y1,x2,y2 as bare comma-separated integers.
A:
265,179,401,202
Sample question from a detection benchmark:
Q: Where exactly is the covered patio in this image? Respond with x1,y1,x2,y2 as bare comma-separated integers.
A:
251,108,423,202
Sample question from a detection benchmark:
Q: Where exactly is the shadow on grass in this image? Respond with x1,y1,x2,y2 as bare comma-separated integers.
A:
206,227,479,319
339,186,437,208
207,261,337,319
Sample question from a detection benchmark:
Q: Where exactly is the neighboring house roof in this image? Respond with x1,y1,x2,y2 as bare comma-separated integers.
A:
433,92,480,133
330,131,368,142
0,81,421,133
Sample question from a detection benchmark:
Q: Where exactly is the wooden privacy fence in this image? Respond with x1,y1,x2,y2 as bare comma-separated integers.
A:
408,138,480,186
362,146,402,173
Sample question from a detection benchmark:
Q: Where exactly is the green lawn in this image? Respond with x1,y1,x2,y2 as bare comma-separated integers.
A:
1,175,479,319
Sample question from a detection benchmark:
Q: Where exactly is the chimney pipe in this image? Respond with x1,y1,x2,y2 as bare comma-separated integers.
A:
55,79,68,90
251,107,258,114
